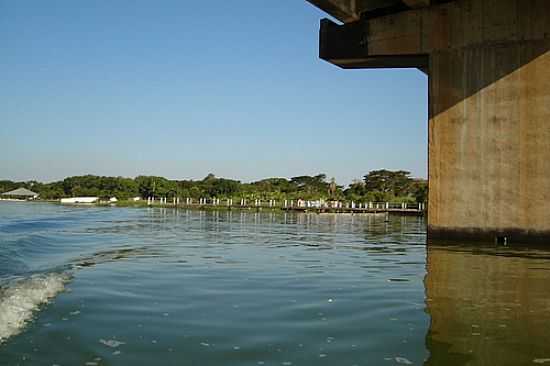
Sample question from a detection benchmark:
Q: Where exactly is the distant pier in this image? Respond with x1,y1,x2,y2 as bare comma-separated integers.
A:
143,197,425,216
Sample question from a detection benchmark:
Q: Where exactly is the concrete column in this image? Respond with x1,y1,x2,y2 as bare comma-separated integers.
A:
316,0,550,243
423,0,550,243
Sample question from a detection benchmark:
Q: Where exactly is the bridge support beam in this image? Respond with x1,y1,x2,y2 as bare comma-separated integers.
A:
318,0,550,244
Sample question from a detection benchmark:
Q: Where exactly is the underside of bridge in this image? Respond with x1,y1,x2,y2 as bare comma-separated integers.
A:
307,0,550,244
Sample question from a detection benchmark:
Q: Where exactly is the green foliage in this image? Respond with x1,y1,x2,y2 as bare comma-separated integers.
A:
61,175,139,199
342,170,427,203
135,176,175,199
201,174,241,198
411,179,428,203
288,174,331,200
363,170,413,196
0,170,427,203
0,180,21,193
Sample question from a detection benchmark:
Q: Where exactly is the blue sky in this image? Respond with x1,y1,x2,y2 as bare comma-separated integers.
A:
0,1,428,185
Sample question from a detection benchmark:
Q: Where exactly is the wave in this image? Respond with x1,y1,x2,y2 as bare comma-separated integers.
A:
0,272,70,344
0,245,162,345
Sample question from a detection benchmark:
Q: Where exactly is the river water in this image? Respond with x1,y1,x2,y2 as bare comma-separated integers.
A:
0,202,549,366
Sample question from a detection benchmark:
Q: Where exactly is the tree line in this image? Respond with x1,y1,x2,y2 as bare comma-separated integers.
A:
0,170,427,203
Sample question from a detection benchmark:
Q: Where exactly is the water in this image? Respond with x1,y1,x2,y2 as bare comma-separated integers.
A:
0,202,549,366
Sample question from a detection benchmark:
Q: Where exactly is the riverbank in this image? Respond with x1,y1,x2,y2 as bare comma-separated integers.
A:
98,200,425,216
2,199,425,216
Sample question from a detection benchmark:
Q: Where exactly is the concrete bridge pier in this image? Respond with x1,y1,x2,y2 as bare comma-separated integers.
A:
309,0,550,244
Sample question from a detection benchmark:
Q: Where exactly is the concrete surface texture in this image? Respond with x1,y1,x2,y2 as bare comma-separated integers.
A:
311,0,550,243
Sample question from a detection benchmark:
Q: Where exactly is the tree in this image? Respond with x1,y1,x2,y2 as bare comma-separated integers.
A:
1,170,424,204
411,179,428,203
135,176,174,198
202,176,241,197
344,179,366,201
363,170,413,198
290,174,330,199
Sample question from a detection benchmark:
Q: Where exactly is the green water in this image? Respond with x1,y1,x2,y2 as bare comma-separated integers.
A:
0,202,549,365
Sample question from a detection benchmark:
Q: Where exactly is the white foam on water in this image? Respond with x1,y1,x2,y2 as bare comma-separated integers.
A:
0,272,69,344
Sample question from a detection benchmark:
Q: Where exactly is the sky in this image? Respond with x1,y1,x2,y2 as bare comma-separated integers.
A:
0,1,428,186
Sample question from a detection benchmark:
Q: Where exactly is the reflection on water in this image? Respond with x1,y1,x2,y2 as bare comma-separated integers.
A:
425,245,550,366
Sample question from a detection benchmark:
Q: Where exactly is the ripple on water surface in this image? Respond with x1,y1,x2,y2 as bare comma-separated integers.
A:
3,203,549,365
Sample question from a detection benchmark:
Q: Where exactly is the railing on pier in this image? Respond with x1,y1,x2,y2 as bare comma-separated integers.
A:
144,197,426,214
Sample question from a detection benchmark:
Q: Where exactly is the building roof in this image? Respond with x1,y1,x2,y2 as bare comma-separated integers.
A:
1,187,39,197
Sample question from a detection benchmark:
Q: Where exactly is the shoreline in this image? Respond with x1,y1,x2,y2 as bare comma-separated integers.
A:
1,199,424,216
